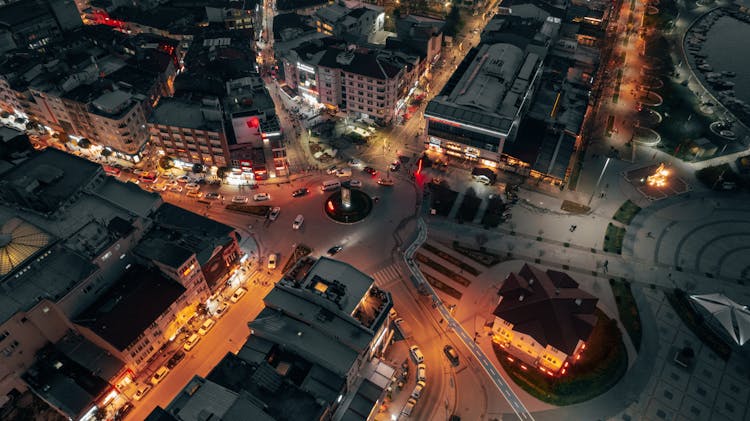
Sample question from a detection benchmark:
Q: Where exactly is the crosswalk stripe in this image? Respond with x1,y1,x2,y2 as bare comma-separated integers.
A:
372,264,402,287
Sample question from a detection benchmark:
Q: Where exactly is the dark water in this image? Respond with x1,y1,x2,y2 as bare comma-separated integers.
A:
701,15,750,105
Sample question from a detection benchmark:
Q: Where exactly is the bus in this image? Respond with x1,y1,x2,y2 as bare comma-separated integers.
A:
102,165,121,177
139,172,157,183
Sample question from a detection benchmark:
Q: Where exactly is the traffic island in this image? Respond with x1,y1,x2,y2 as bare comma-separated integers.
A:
492,310,628,406
323,189,373,224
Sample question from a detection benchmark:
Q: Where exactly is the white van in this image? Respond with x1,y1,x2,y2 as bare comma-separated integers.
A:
183,333,201,351
321,180,341,191
401,398,417,417
409,345,424,363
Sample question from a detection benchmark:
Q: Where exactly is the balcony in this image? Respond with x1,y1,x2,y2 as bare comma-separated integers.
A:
352,285,391,329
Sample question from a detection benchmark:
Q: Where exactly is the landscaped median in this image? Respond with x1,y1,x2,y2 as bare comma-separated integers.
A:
609,279,642,351
225,203,271,217
612,200,642,225
604,223,626,254
492,309,628,406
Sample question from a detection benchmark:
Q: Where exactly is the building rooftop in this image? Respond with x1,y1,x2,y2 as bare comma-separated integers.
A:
317,48,402,80
164,376,273,421
23,343,112,420
493,264,598,354
54,332,125,382
149,97,224,132
0,217,53,277
0,148,102,216
0,0,51,27
426,43,540,136
249,307,359,377
299,257,375,314
90,89,135,117
94,176,162,218
207,352,328,420
273,13,316,41
148,203,236,265
75,265,185,351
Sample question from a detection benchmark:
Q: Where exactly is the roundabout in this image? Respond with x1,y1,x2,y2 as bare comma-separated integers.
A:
323,188,373,224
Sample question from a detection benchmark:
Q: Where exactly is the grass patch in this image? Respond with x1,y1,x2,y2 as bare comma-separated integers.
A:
452,241,504,266
415,252,471,287
665,289,731,361
423,272,463,299
422,243,481,276
612,200,642,225
225,204,271,217
609,279,642,351
603,223,626,254
493,309,627,405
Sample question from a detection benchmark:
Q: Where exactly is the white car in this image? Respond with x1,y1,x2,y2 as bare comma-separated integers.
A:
347,159,362,167
198,319,216,336
150,366,170,385
230,287,247,303
268,206,281,221
326,166,339,174
292,214,304,230
253,193,270,201
232,195,248,204
267,253,277,269
133,384,152,401
169,185,183,193
417,363,426,382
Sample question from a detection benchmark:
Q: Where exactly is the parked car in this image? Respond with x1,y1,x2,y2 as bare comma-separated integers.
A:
183,333,201,351
443,345,459,366
177,175,190,183
150,366,170,385
133,384,152,401
410,345,424,363
169,185,183,193
377,178,394,186
185,182,200,192
326,166,339,174
186,191,202,198
292,188,309,197
335,168,352,177
417,363,426,382
267,253,277,269
214,302,229,318
114,402,134,420
232,195,248,204
346,179,362,188
230,287,247,303
292,214,304,230
268,206,281,221
253,193,270,201
198,319,216,336
363,166,378,176
205,192,221,200
411,380,426,399
389,161,401,172
166,350,185,369
347,159,362,167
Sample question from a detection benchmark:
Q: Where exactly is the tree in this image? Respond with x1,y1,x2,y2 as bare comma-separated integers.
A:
77,138,91,149
101,149,113,158
444,7,464,37
158,156,174,170
192,163,204,174
217,166,230,179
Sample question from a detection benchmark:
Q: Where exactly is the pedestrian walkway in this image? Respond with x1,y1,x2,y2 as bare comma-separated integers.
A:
372,263,403,288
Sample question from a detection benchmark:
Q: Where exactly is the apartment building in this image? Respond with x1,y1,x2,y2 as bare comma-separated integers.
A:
149,96,230,168
317,48,405,124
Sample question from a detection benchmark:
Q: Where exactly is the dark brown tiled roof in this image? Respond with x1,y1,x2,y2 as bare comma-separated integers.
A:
317,48,402,80
493,264,597,354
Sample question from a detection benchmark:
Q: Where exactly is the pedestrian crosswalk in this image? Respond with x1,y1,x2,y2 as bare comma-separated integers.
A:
372,263,403,287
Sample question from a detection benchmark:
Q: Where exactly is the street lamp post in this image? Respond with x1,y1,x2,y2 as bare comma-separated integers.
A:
588,157,611,206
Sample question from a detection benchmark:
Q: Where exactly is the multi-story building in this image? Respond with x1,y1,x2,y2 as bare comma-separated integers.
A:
424,41,546,167
312,2,384,43
0,148,240,413
317,47,406,124
0,0,82,53
490,264,598,376
149,96,229,169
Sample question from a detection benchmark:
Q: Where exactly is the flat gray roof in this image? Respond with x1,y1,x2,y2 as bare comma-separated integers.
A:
302,257,374,314
94,177,162,218
149,97,223,132
426,43,541,135
249,308,359,377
